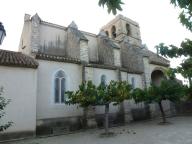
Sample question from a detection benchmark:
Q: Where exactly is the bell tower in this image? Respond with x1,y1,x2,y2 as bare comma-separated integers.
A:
101,14,142,47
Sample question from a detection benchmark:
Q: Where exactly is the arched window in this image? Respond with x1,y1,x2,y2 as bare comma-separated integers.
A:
101,75,107,86
111,26,116,38
131,77,135,89
126,24,131,36
54,70,66,103
105,31,109,36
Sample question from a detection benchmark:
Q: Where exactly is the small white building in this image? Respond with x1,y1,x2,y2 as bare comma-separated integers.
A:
0,14,170,141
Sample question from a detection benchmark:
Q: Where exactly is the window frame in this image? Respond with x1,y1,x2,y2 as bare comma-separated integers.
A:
53,70,66,105
101,74,107,86
131,77,135,89
111,26,117,38
126,23,131,36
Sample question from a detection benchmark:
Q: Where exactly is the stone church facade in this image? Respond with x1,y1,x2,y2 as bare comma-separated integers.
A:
0,14,170,140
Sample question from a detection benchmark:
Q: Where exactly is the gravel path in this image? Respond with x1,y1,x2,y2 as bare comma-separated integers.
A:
3,116,192,144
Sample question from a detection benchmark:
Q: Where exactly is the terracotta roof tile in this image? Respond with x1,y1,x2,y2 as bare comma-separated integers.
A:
0,49,38,68
36,53,81,64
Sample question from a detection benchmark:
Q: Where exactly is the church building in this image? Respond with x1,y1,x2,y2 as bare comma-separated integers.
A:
0,14,170,140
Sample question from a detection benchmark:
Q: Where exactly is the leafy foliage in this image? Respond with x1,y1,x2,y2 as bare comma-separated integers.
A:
65,81,98,107
66,80,132,134
66,80,132,107
97,0,192,25
0,87,12,132
131,88,148,103
148,79,184,103
156,39,192,85
184,85,192,100
132,79,184,123
131,79,184,105
97,81,132,105
155,1,192,99
98,0,124,15
170,0,192,31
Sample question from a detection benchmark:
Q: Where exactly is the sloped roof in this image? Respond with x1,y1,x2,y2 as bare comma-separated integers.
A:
36,53,81,64
67,27,88,41
121,43,144,73
0,49,38,68
141,49,170,66
120,41,169,73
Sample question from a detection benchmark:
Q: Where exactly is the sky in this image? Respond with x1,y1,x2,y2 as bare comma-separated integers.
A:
0,0,191,80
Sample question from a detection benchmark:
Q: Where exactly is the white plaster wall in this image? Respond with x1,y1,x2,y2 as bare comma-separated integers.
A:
92,68,118,86
124,73,144,110
121,72,128,81
121,72,143,89
128,73,143,89
0,66,37,133
36,60,83,120
91,68,120,114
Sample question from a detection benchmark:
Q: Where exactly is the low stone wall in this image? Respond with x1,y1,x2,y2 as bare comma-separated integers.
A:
175,101,192,115
36,112,126,136
131,105,151,121
0,131,35,141
36,116,83,136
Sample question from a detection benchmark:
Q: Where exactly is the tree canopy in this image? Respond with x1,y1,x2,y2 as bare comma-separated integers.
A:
156,39,192,85
98,0,192,31
154,0,192,87
170,0,192,31
66,80,132,107
65,81,98,107
66,80,132,134
98,0,124,15
132,79,185,123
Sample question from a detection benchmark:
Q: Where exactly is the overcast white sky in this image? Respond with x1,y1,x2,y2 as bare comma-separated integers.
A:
0,0,191,72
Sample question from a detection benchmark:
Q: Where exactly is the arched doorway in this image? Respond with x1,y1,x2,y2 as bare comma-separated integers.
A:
151,70,165,86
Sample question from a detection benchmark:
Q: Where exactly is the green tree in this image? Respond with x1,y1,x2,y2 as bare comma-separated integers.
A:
132,79,184,123
98,0,192,22
170,0,192,31
0,87,12,132
155,1,192,98
98,0,124,15
156,40,192,86
65,81,98,107
66,81,132,135
97,81,132,134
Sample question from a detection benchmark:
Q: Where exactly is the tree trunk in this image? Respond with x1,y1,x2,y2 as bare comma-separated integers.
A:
189,77,192,87
158,101,166,123
83,107,88,127
105,103,109,134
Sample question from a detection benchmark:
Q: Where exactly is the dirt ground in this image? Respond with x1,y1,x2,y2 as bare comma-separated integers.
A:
3,116,192,144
